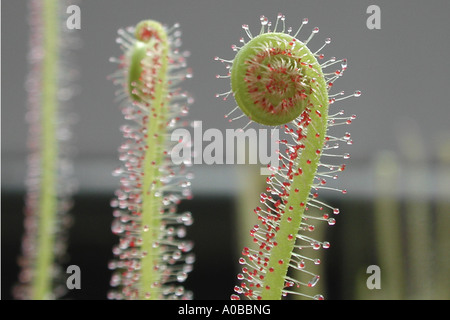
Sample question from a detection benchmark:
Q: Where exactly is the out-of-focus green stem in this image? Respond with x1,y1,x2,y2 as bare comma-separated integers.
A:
373,151,404,299
31,0,59,300
435,138,450,300
398,120,432,299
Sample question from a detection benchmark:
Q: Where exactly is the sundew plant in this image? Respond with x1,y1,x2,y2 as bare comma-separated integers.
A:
107,20,195,300
216,14,359,300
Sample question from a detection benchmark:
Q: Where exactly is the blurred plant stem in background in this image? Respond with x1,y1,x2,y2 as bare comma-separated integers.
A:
435,135,450,300
373,151,404,299
398,119,433,299
15,0,78,300
366,119,450,300
31,0,60,299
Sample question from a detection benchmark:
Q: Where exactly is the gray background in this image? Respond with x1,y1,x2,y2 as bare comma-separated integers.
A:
3,0,450,198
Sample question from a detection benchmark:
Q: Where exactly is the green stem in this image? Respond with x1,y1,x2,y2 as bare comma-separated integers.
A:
31,0,59,300
132,23,170,300
260,98,328,299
